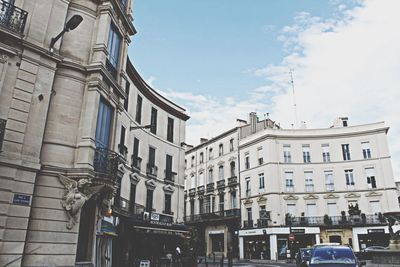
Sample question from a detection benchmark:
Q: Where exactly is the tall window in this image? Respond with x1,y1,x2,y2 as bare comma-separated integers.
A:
118,125,127,158
199,198,204,214
285,171,294,192
199,172,204,186
165,155,173,180
231,191,237,209
345,169,355,188
211,196,215,212
219,193,224,211
150,107,158,134
259,173,265,190
287,204,296,216
366,167,376,189
362,142,371,159
190,199,195,216
257,147,263,165
230,161,236,177
167,117,174,142
135,95,142,124
327,202,337,216
245,154,250,169
208,169,213,183
164,194,172,214
146,189,153,212
107,24,121,74
283,145,292,163
302,144,311,163
191,156,195,167
95,98,113,148
342,144,351,161
124,81,130,111
245,177,251,197
219,144,223,156
132,138,140,168
324,170,334,191
130,183,136,210
148,147,156,167
218,165,224,180
209,148,213,159
229,139,234,152
322,144,330,162
190,175,196,188
200,152,204,163
205,196,211,213
370,200,381,215
247,207,252,221
304,171,314,192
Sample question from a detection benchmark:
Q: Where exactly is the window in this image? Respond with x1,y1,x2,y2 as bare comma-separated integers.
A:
95,98,113,148
118,125,127,158
150,107,157,134
165,154,173,181
327,202,337,216
199,198,204,214
287,204,296,216
146,189,153,212
370,200,381,215
283,145,292,163
345,169,355,188
247,207,253,221
285,171,294,192
167,117,174,142
218,165,224,180
211,196,216,212
306,204,317,217
362,142,371,159
302,144,311,163
107,24,121,75
148,147,156,166
304,171,314,192
245,177,251,197
219,193,224,211
229,139,234,152
135,95,142,124
257,147,263,165
130,183,136,210
324,170,334,191
245,154,250,169
191,156,195,167
208,169,213,183
211,234,224,252
366,167,376,189
200,152,204,163
205,196,211,213
259,173,265,190
198,172,204,186
124,81,130,111
190,174,196,189
209,148,213,159
190,199,195,216
164,194,172,214
322,144,330,162
231,191,237,209
219,144,223,156
132,137,140,167
230,161,236,177
342,144,351,161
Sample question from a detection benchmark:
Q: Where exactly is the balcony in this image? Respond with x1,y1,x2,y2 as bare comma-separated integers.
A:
217,179,225,189
228,176,238,186
206,182,215,193
93,147,121,181
257,219,269,228
197,185,205,194
0,1,28,34
164,170,176,184
146,163,158,177
118,143,128,160
106,58,117,79
189,188,196,197
184,208,240,223
286,215,387,227
243,220,254,229
113,197,145,219
0,118,5,151
131,155,142,172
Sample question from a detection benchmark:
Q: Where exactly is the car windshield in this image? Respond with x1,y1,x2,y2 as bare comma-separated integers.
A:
311,246,356,264
301,249,311,258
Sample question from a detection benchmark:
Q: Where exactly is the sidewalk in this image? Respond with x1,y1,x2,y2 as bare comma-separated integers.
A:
196,256,293,266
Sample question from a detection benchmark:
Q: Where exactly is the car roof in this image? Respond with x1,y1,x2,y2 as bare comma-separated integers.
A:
313,245,352,249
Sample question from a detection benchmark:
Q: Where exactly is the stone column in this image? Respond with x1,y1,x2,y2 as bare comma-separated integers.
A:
239,236,244,259
270,234,278,260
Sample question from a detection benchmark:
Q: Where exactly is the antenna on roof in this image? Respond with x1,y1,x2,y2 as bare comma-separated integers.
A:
289,69,299,128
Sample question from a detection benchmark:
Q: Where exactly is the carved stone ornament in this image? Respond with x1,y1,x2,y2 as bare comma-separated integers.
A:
257,196,267,203
303,194,319,200
344,192,361,198
59,174,105,230
243,199,253,205
145,179,157,190
130,172,141,185
323,193,339,199
283,194,299,200
163,184,175,193
365,191,382,197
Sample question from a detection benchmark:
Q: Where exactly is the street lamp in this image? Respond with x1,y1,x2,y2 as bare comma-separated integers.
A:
49,14,83,53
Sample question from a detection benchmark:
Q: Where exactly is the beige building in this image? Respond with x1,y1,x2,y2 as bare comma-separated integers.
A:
0,0,188,266
238,114,398,260
184,128,240,258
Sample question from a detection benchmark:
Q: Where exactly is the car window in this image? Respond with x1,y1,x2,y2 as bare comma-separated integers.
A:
311,247,356,264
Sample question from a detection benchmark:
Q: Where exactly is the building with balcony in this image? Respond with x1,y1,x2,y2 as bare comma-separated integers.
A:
184,128,240,258
0,0,189,266
238,113,398,260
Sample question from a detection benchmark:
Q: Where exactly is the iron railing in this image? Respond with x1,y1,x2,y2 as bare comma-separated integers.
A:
188,188,196,197
93,147,120,180
197,185,205,194
0,1,28,34
146,163,158,177
131,155,142,171
228,176,238,186
184,208,240,223
217,179,225,189
0,118,6,151
286,215,387,227
118,144,128,159
243,220,254,229
106,58,117,79
113,196,145,219
164,170,176,183
206,182,215,192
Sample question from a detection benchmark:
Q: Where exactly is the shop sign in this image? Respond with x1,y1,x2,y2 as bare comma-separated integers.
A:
150,220,172,227
13,194,31,205
101,219,117,236
291,229,305,234
209,230,224,235
368,229,385,234
151,212,160,221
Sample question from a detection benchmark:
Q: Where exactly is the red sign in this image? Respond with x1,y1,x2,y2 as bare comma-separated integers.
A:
289,234,295,241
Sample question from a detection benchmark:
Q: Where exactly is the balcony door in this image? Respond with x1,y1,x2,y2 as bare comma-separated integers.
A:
306,204,317,217
95,98,113,148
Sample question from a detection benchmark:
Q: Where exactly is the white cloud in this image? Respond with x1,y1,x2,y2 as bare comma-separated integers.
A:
157,0,400,178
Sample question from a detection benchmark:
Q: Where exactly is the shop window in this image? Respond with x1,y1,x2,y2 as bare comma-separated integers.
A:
211,234,224,252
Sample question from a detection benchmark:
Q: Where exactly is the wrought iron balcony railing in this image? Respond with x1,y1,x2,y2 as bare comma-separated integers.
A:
113,196,145,218
243,220,254,229
146,163,158,177
184,208,240,223
118,143,128,159
206,182,215,192
93,147,121,180
0,1,28,34
257,219,269,228
188,188,196,197
286,214,387,227
197,185,205,194
106,58,117,79
131,155,142,171
164,170,176,183
228,176,238,186
217,179,225,189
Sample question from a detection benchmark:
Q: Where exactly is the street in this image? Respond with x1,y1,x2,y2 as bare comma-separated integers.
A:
197,259,296,267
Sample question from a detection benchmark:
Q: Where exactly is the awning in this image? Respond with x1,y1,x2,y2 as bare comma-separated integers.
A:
133,225,190,235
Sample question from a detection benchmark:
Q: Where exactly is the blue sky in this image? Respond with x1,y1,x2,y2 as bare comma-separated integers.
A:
129,0,400,178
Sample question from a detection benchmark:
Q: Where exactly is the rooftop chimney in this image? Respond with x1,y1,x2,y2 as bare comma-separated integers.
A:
200,138,208,144
248,112,258,133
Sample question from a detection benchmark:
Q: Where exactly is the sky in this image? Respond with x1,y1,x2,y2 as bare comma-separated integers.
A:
129,0,400,178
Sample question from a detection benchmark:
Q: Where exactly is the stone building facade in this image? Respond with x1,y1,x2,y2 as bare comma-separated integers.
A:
238,114,398,260
0,0,189,266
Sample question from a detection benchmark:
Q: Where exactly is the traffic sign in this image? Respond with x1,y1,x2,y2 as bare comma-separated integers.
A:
289,233,295,241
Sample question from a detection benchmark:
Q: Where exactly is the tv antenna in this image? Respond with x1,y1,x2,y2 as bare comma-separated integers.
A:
289,69,299,128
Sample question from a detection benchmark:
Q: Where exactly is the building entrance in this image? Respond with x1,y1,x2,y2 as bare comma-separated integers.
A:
244,236,270,259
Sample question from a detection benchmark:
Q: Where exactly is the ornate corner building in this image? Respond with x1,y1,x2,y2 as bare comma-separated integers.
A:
0,0,189,266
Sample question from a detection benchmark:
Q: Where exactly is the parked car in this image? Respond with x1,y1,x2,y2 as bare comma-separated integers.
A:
295,248,312,267
362,246,387,252
358,245,388,260
307,245,365,267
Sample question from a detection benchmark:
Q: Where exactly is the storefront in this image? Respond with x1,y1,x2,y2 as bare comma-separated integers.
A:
352,226,391,252
239,227,320,260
